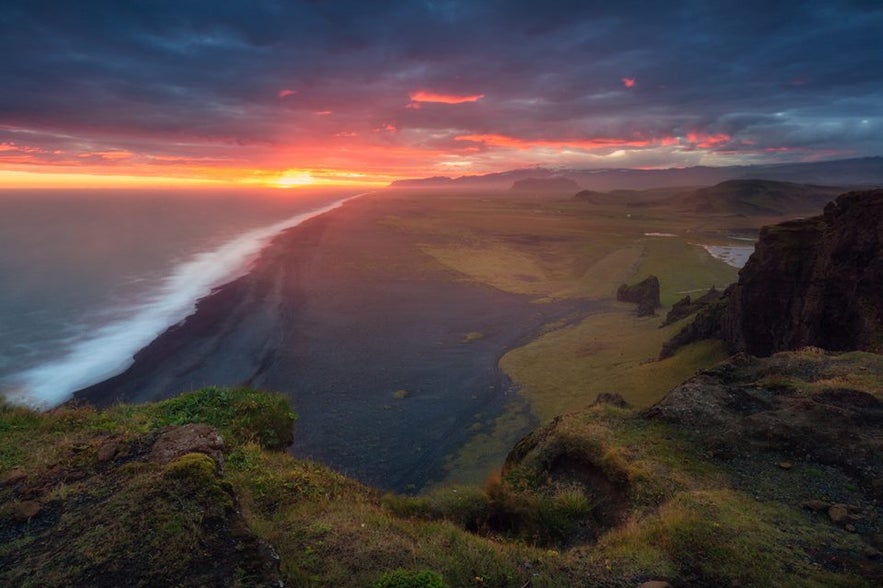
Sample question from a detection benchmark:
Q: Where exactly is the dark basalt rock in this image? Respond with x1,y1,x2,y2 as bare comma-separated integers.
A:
616,275,660,316
660,286,722,327
727,189,883,356
663,189,883,357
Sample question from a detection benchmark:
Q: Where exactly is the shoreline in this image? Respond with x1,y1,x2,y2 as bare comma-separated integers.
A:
8,192,369,409
75,191,597,492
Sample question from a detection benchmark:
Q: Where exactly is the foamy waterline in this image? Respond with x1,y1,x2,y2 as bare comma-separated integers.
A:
700,244,754,268
5,192,370,408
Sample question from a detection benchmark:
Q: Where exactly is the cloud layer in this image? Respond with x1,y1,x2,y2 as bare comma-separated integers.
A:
0,0,880,184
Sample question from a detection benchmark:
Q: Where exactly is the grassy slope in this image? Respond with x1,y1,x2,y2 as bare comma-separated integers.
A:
3,385,874,587
5,189,870,586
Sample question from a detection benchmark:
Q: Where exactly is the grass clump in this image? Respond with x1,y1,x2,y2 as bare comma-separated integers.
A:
372,569,448,588
149,386,296,449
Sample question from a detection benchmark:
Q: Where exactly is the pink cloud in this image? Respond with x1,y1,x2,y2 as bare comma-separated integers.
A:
278,89,297,98
409,90,484,104
622,77,636,88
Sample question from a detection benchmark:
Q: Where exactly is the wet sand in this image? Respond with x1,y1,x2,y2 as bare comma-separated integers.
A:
76,192,594,492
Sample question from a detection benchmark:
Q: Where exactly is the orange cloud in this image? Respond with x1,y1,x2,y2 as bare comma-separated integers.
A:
685,132,731,148
78,150,134,160
456,133,676,150
409,90,484,104
622,77,636,88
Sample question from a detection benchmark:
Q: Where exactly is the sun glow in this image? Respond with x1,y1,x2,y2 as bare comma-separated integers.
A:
260,168,389,189
274,170,316,188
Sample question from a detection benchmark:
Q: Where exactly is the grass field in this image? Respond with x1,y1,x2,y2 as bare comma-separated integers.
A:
372,189,753,486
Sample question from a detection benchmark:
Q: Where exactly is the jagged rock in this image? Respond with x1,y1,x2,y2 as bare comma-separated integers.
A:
659,293,728,358
149,423,225,470
662,190,883,357
617,275,660,316
725,190,883,355
592,392,631,408
660,286,722,327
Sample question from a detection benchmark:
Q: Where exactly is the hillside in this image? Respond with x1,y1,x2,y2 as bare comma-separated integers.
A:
3,355,881,586
391,156,883,192
668,179,844,216
4,187,881,586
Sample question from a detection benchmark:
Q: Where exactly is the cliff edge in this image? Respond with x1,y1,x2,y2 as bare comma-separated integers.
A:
664,189,883,357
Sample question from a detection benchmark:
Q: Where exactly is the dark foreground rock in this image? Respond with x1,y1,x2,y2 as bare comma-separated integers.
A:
648,350,883,492
0,423,282,588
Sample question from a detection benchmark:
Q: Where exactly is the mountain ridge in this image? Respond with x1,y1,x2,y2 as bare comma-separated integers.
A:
391,156,883,192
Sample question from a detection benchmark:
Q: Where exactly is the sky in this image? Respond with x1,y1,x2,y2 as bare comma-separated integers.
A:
0,0,880,188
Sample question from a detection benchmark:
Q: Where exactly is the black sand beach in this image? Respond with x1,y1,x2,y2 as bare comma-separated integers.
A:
76,192,594,492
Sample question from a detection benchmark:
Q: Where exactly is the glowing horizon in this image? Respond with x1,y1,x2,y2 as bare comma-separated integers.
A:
0,3,879,189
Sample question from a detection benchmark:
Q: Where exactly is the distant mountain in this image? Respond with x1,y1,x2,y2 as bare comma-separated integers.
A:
391,156,883,191
508,176,582,194
669,179,845,216
392,167,555,189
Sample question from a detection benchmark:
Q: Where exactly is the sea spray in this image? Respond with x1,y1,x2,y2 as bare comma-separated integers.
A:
4,193,369,408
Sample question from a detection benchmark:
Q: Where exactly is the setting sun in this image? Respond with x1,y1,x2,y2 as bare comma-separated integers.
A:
273,170,317,188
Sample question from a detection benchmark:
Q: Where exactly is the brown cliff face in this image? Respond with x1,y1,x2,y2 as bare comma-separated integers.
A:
726,189,883,356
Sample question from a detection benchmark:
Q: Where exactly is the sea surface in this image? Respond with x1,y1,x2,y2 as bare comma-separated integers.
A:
0,188,362,407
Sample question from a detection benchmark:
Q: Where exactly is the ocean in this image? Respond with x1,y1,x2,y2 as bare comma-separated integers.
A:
0,187,364,408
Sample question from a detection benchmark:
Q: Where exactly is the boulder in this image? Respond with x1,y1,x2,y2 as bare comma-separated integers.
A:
149,423,225,470
617,275,661,317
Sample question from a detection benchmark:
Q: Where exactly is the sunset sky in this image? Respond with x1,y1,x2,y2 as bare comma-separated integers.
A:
0,1,880,188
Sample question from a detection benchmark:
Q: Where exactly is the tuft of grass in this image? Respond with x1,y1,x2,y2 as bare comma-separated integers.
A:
148,386,297,449
372,569,448,588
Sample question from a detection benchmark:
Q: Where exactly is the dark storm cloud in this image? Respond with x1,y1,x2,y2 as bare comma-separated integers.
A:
0,0,880,172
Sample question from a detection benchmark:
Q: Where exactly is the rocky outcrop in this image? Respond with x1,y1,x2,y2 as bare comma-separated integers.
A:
658,293,728,359
647,349,883,506
0,423,282,587
617,275,660,316
726,189,883,355
663,190,883,357
660,286,722,327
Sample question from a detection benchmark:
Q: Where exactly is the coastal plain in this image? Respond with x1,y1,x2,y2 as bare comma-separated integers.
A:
78,187,750,490
6,186,883,587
